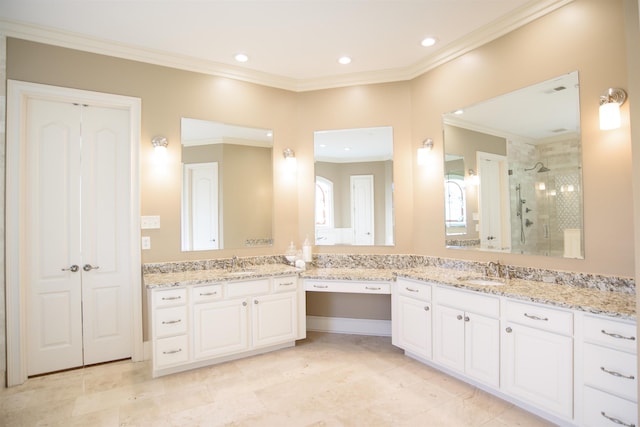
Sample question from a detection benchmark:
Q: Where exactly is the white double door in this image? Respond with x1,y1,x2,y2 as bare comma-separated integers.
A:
26,98,133,376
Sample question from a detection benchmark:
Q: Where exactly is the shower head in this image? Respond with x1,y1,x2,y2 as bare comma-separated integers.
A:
524,162,550,173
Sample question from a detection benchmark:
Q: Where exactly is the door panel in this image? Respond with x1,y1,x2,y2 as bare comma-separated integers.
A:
26,99,83,376
351,175,374,245
81,105,132,365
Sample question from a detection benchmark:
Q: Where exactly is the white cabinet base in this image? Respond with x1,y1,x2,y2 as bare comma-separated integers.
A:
153,341,295,378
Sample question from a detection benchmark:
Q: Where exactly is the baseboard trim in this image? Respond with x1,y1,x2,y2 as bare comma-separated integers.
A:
306,315,391,337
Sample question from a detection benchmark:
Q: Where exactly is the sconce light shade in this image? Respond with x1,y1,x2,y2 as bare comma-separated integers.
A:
151,136,168,154
417,138,434,166
283,148,297,171
599,88,626,130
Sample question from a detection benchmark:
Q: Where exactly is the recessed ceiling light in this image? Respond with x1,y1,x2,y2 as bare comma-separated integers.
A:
421,37,437,47
344,147,351,151
338,56,352,65
235,53,249,63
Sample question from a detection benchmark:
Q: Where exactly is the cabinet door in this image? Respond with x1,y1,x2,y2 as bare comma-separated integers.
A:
465,313,500,387
396,295,432,360
434,304,465,372
193,298,249,360
503,323,573,419
252,292,297,348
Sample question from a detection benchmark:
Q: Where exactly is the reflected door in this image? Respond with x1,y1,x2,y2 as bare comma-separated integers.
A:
477,153,510,251
183,163,219,250
351,175,374,245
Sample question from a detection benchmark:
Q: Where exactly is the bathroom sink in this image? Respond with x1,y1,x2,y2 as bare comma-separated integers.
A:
224,270,256,277
457,276,506,286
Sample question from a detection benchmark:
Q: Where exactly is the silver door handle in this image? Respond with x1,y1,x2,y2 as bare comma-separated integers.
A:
83,264,100,272
62,265,79,272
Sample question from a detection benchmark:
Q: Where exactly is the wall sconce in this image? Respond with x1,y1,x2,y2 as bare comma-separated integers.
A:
151,136,168,155
468,169,479,186
417,138,434,166
599,88,626,130
283,148,297,172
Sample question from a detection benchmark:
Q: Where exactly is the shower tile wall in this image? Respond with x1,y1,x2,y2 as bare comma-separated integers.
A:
508,139,537,254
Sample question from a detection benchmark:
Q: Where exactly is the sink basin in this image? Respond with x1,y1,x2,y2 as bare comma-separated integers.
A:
224,270,256,277
457,276,506,286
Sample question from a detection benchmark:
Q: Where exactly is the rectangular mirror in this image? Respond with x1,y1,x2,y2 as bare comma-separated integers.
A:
314,126,394,246
181,118,273,251
442,71,583,258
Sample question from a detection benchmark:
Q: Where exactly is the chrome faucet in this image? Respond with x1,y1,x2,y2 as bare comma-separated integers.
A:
486,260,502,278
231,255,239,271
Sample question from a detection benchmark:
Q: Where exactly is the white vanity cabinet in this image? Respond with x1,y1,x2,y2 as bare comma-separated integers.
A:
392,278,433,360
151,288,190,369
502,300,574,420
150,274,301,377
579,314,637,427
433,287,500,387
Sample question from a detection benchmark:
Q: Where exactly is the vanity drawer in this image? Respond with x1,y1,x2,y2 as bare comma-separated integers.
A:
584,343,637,402
436,286,499,317
304,280,391,294
583,386,638,427
155,335,189,367
153,288,187,307
155,306,188,337
192,284,223,303
397,278,431,302
505,300,572,336
226,279,270,298
584,315,637,354
273,276,298,293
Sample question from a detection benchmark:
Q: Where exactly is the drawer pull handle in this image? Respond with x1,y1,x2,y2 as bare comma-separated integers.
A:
365,286,381,291
406,287,419,293
601,411,635,427
313,284,329,289
161,296,182,301
600,366,635,380
524,313,548,321
162,349,182,355
279,282,295,286
162,319,182,325
601,329,636,341
199,292,218,296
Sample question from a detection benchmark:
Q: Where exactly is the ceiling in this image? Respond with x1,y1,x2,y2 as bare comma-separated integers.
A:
0,0,570,91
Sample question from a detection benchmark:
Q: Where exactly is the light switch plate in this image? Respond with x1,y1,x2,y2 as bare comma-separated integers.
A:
141,236,151,250
141,215,160,229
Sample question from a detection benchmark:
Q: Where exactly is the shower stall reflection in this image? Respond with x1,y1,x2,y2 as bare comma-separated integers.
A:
509,142,583,258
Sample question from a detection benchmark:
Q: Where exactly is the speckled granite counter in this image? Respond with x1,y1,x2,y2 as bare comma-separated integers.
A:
144,262,635,321
396,267,635,321
144,264,301,289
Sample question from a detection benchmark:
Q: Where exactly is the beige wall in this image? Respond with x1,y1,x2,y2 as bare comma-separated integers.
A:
411,0,634,277
3,0,637,327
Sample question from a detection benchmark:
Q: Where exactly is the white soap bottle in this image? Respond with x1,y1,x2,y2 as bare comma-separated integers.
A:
302,235,312,263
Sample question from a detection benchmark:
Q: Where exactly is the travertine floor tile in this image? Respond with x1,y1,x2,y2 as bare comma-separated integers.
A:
0,332,557,427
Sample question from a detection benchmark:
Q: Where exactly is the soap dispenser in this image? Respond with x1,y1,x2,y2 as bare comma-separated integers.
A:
302,235,312,263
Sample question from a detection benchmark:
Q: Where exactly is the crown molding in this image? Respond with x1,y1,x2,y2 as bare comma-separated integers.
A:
0,1,572,92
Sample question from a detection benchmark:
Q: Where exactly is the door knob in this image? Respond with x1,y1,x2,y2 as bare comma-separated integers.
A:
62,265,79,272
83,264,100,272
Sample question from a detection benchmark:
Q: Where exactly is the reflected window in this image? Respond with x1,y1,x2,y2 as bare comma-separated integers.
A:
315,176,334,227
445,179,466,228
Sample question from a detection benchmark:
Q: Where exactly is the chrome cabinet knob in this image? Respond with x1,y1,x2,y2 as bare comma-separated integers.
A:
506,327,513,333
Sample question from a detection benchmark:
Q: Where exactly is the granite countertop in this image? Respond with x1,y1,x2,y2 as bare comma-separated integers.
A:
144,264,635,321
144,264,301,289
397,267,635,320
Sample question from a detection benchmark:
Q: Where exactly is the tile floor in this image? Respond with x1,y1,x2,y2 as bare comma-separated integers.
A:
1,332,555,426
